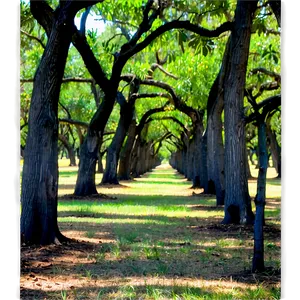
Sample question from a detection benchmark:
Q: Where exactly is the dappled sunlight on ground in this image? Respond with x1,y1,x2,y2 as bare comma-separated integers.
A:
21,162,281,299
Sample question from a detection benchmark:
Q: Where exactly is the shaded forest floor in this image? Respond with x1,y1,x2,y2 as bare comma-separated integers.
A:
20,162,281,299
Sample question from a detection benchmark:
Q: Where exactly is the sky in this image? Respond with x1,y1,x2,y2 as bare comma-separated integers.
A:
20,0,106,34
74,12,106,33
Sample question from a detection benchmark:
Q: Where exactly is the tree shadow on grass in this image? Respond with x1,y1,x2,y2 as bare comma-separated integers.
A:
21,238,280,300
20,283,243,300
20,239,267,277
21,214,281,299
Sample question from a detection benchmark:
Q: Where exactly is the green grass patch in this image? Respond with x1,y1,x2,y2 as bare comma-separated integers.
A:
59,170,78,177
22,163,281,300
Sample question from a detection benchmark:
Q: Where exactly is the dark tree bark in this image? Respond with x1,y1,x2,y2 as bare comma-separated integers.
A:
20,1,95,245
74,132,99,196
252,118,267,272
131,136,141,178
101,96,135,184
74,89,119,195
58,134,77,166
192,125,202,189
200,130,209,192
206,38,231,205
268,1,281,27
206,94,225,204
118,119,137,180
101,81,137,184
186,139,195,181
266,118,281,178
222,0,257,225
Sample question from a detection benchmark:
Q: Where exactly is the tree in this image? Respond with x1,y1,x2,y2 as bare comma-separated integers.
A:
130,101,171,178
58,124,77,166
73,0,232,195
222,0,258,225
20,0,103,245
101,90,136,184
101,51,175,184
205,39,231,204
244,94,281,272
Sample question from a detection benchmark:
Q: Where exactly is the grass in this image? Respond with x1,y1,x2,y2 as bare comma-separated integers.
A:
20,160,281,300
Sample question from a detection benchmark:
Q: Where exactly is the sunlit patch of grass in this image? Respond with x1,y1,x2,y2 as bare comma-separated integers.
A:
111,245,121,259
265,207,280,218
59,171,78,177
85,230,96,238
21,163,281,300
265,241,280,251
58,216,176,225
102,282,281,300
58,196,225,224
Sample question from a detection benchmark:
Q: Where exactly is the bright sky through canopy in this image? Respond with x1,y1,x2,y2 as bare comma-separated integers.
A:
74,12,105,33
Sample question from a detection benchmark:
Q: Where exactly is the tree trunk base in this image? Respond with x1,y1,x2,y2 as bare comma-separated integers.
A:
99,178,120,185
191,176,201,189
252,257,265,273
207,180,216,194
21,226,70,246
222,205,241,224
216,191,225,206
118,175,132,181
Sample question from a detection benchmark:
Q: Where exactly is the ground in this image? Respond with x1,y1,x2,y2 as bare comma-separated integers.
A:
20,162,281,299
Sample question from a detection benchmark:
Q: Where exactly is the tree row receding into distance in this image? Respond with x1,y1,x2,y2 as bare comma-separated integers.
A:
20,0,281,273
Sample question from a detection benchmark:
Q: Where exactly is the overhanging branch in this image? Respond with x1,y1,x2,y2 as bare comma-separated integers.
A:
121,20,232,59
21,29,46,48
59,118,89,129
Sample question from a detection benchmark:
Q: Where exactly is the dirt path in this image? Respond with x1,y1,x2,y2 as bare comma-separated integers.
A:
20,164,281,299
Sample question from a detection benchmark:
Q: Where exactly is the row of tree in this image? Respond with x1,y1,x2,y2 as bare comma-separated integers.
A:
20,0,281,272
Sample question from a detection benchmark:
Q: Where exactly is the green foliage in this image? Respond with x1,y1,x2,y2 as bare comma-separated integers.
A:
20,0,281,167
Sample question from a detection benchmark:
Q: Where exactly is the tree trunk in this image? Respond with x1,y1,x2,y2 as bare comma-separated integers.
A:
266,119,281,177
74,90,119,195
206,102,225,204
206,49,228,205
97,149,104,173
20,6,75,245
252,120,267,272
74,133,99,195
58,134,76,166
192,123,203,188
96,135,104,173
131,137,141,178
222,0,257,225
200,130,209,193
137,143,146,175
101,97,135,184
186,140,194,181
118,119,137,180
